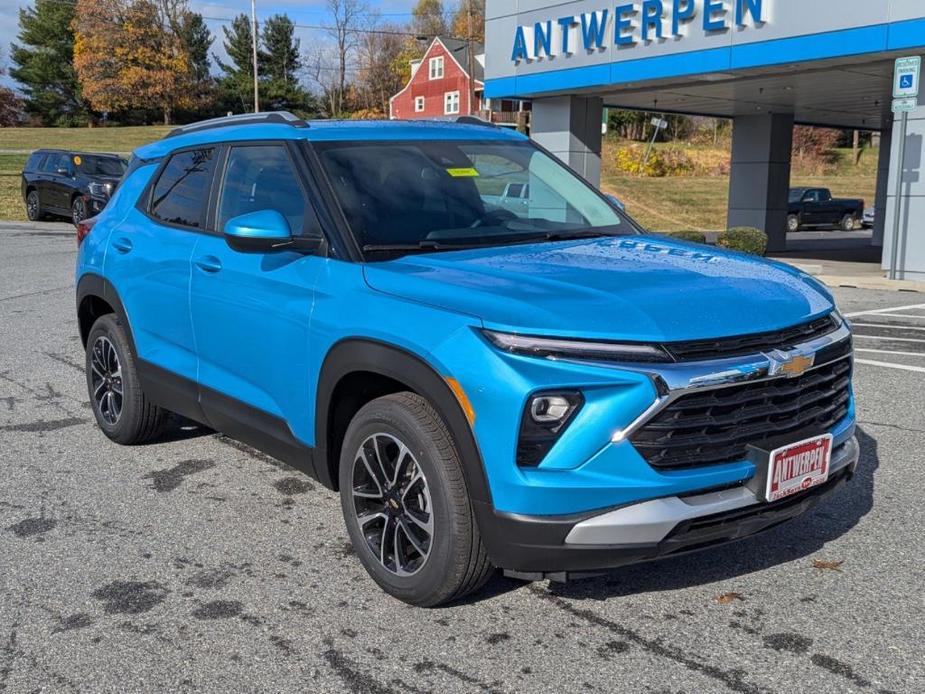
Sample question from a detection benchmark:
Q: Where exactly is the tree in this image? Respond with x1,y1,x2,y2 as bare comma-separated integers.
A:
177,11,212,82
72,0,195,124
412,0,448,38
215,13,264,112
262,15,312,112
10,0,89,125
323,0,370,116
356,25,407,116
450,0,484,42
792,126,840,165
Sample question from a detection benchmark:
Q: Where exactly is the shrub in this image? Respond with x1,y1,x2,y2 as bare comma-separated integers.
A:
717,227,768,256
662,230,708,244
609,144,694,177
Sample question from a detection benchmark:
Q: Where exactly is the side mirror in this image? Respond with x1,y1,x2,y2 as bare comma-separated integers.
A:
605,194,625,211
224,210,295,253
57,167,72,177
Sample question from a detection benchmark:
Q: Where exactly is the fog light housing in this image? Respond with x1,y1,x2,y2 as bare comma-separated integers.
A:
517,391,583,467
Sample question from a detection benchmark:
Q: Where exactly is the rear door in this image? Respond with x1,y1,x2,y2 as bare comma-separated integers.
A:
47,152,76,212
189,142,326,445
105,146,217,397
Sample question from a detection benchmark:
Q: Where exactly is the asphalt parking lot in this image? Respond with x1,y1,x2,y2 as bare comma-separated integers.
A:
1,221,923,694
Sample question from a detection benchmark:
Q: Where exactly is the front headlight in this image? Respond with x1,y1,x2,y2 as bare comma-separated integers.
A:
481,329,672,363
88,182,113,197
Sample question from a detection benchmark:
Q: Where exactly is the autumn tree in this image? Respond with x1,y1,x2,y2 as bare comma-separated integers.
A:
72,0,196,124
412,0,448,38
450,0,484,42
10,0,89,125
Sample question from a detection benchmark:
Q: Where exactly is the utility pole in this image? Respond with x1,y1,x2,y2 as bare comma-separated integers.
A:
466,2,476,116
251,0,260,113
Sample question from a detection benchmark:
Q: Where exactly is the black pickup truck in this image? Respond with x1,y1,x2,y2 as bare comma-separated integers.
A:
787,187,865,232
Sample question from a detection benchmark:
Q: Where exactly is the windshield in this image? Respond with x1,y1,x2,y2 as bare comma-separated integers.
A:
77,155,127,177
314,139,634,256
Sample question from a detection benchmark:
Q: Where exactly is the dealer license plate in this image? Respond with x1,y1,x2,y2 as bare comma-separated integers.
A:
765,434,833,502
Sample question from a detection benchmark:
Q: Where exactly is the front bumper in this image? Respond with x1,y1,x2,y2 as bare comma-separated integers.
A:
480,434,858,578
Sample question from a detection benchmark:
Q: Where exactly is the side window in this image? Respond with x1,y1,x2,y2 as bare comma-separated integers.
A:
25,153,46,172
216,145,318,237
50,153,72,175
150,148,216,229
39,155,59,173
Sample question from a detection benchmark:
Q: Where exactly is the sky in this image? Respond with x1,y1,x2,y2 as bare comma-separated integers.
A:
0,0,420,91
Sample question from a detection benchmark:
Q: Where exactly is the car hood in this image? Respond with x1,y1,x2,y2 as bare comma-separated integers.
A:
363,236,834,342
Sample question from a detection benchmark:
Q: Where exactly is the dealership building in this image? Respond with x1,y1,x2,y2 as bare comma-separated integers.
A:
484,0,925,280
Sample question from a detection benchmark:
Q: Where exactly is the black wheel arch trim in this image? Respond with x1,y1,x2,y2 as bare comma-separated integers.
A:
77,273,137,356
315,338,493,508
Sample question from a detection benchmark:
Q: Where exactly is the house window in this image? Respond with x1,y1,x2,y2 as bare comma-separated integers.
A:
429,56,444,80
414,96,425,112
444,91,460,115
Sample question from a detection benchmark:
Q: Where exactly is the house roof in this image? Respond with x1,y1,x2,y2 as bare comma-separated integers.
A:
436,37,485,82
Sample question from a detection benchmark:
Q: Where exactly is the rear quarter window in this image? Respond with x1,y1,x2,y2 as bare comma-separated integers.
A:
24,152,46,172
148,148,216,229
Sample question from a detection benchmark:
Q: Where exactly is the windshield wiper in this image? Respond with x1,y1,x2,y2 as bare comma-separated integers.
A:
536,229,620,241
362,240,478,254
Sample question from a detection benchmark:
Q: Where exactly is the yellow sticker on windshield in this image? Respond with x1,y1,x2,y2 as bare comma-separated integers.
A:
446,167,479,178
73,155,82,166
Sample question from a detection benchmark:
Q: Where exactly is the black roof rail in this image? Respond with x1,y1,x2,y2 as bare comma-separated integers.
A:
455,115,500,129
165,111,309,139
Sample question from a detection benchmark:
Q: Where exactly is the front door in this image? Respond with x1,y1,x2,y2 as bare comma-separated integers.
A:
189,142,326,448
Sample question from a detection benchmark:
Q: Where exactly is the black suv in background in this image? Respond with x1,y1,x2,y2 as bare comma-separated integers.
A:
22,150,127,225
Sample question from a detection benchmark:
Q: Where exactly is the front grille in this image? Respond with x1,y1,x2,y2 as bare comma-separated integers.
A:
630,354,852,470
663,315,838,362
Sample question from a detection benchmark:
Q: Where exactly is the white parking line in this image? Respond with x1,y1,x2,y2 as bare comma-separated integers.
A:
851,323,925,332
856,348,925,358
854,335,925,344
845,302,925,318
855,358,925,374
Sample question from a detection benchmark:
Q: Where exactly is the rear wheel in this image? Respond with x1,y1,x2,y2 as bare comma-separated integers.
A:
339,392,493,606
786,214,800,233
840,214,857,232
85,314,165,444
26,190,42,221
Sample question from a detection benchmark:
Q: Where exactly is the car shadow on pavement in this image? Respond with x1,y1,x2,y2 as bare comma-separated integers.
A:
149,414,215,444
475,427,878,604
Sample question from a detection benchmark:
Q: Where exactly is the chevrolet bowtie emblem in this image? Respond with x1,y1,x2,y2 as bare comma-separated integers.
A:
769,352,815,378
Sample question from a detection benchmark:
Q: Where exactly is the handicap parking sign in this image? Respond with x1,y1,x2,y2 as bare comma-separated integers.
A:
900,74,914,89
894,56,921,98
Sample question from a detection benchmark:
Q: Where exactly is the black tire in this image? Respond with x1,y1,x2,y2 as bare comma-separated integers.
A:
339,392,493,607
72,196,88,226
26,190,42,221
786,214,800,233
840,214,856,232
85,314,165,445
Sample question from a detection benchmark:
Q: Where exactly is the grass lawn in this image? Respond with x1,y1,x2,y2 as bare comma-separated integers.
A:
0,128,880,227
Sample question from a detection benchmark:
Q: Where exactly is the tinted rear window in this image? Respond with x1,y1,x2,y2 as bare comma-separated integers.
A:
78,156,126,177
149,148,216,229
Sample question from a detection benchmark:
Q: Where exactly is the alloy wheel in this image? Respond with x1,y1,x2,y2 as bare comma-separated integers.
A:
27,192,39,221
72,198,86,226
351,433,434,576
90,336,123,425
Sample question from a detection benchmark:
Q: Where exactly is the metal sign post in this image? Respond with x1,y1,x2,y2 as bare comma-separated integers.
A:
889,56,921,280
643,117,669,166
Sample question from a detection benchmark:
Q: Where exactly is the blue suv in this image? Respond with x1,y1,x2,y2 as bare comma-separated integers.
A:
76,112,858,606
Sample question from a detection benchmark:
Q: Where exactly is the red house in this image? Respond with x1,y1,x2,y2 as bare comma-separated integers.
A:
390,37,485,120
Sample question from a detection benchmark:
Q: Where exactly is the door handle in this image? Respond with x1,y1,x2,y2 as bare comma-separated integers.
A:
194,255,222,273
112,237,133,254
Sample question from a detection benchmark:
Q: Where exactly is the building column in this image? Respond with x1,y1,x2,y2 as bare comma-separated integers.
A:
530,96,604,187
882,60,925,280
872,125,892,248
727,113,794,253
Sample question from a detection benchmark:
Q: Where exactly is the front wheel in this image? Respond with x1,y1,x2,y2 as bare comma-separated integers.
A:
86,314,165,444
840,214,857,232
338,392,493,606
72,196,88,226
786,214,801,233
